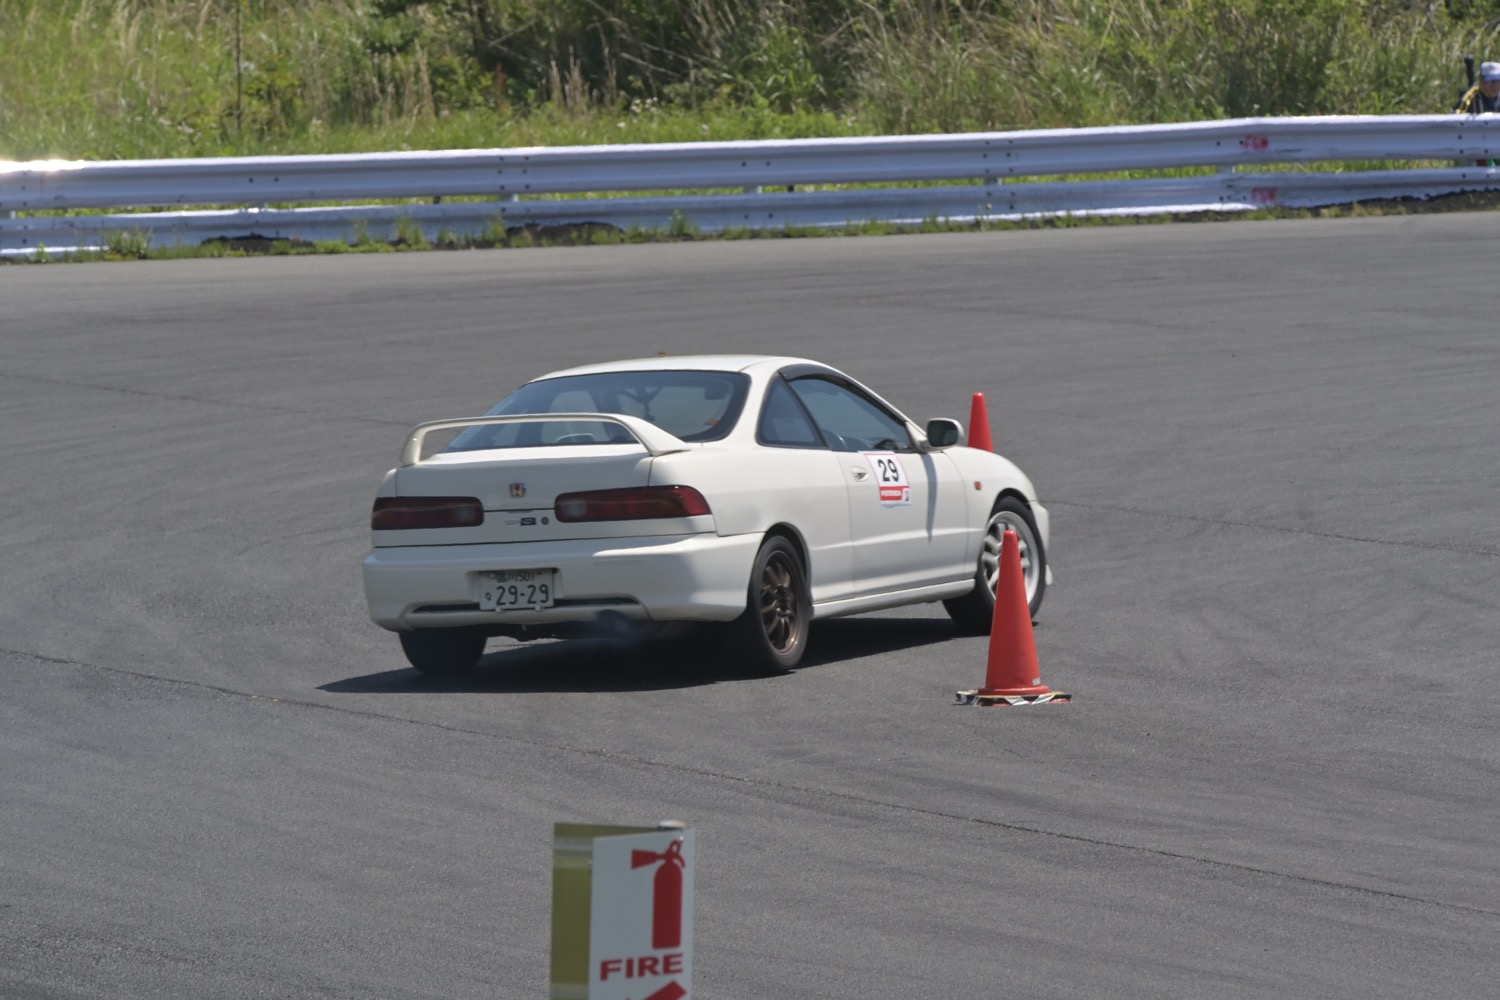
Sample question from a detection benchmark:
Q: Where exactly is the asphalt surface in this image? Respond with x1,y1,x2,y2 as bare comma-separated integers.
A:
2,215,1497,999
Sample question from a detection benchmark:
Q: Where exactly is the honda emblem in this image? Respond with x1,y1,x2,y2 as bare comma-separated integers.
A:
509,483,527,498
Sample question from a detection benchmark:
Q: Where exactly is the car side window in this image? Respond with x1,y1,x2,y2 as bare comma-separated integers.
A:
758,379,823,447
787,378,913,452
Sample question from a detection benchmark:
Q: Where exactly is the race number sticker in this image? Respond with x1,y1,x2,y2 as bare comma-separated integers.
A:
863,452,911,506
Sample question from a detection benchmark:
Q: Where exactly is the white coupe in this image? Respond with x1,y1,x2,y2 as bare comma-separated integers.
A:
362,355,1050,675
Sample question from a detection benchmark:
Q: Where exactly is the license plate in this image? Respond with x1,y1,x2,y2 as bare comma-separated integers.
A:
479,569,555,610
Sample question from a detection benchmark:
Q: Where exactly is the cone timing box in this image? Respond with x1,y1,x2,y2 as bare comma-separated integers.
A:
956,527,1068,706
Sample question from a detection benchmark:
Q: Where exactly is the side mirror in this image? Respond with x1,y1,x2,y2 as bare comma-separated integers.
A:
925,418,962,448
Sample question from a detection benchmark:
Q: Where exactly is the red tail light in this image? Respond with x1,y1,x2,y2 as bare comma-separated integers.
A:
554,486,711,523
372,496,484,530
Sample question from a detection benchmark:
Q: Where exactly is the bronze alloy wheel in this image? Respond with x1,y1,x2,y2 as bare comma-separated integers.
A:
729,535,810,673
757,547,804,656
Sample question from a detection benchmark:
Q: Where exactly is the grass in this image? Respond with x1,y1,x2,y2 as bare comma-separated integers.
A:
5,0,1498,163
4,0,1500,262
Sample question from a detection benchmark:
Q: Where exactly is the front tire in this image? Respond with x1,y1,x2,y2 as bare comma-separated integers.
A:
726,536,810,674
399,627,486,676
944,496,1046,634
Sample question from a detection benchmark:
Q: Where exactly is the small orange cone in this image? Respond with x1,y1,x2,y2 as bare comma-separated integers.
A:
967,392,994,453
957,529,1070,706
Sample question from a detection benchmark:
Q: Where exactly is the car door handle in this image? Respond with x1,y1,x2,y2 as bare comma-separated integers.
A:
851,467,870,481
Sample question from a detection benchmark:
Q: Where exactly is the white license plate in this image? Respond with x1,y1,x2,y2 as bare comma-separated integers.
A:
479,570,555,610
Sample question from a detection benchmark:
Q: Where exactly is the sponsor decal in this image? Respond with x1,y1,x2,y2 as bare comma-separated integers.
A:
863,452,912,506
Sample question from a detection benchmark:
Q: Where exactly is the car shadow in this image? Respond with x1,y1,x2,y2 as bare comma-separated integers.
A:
322,616,966,695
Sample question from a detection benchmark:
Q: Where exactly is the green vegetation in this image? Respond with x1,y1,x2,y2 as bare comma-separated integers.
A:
5,1,1499,262
3,0,1499,162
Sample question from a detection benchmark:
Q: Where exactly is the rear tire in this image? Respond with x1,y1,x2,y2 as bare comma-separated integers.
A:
726,536,810,674
399,628,486,676
944,496,1046,635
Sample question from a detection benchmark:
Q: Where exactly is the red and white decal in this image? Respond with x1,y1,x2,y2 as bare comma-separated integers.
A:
863,452,911,506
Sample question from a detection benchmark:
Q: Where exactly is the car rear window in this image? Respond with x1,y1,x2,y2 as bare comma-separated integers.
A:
446,370,750,451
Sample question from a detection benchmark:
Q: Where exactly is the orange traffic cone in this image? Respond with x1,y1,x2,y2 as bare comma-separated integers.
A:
967,392,994,453
957,529,1070,706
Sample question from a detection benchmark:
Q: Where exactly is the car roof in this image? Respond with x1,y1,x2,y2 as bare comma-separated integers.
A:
519,354,920,430
531,355,823,381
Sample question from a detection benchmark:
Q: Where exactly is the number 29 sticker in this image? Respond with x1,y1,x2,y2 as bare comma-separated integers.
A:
864,452,911,506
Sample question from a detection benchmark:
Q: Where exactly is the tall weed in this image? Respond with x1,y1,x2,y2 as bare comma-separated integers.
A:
3,0,1499,161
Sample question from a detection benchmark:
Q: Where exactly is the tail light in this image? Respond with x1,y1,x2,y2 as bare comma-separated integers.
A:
554,486,711,523
372,496,484,530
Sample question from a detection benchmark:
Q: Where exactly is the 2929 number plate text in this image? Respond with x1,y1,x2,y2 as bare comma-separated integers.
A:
479,569,555,610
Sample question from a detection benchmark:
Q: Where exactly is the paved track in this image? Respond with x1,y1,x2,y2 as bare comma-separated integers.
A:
2,216,1497,999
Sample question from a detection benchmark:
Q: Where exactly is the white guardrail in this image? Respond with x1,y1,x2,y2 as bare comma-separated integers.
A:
3,115,1499,254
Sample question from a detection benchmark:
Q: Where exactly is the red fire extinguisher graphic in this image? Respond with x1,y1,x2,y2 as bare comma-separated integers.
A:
630,838,685,950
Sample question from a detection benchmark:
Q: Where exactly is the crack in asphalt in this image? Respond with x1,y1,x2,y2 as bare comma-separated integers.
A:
12,644,1498,922
1048,499,1500,558
0,367,412,427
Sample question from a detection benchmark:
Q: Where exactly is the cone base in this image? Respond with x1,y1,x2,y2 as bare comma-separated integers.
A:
977,682,1051,697
957,689,1071,706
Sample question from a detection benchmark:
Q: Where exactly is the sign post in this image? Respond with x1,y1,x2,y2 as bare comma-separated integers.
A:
552,821,695,1000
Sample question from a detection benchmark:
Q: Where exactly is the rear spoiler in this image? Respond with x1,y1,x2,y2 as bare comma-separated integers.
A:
398,412,692,467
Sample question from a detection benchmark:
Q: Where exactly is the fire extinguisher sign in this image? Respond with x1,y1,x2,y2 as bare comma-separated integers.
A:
551,822,695,1000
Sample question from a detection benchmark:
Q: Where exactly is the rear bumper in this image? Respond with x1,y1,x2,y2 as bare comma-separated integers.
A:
363,532,761,631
